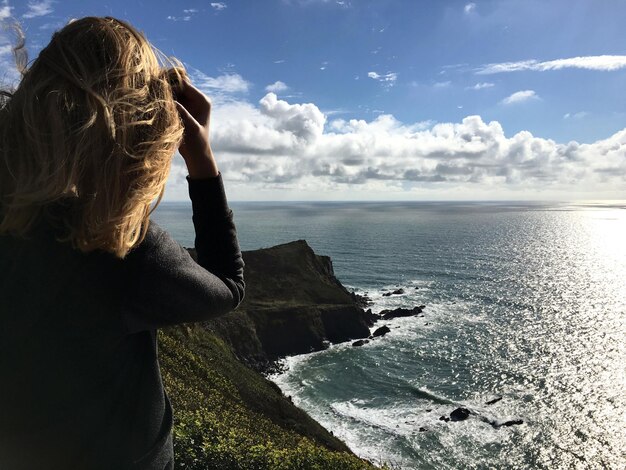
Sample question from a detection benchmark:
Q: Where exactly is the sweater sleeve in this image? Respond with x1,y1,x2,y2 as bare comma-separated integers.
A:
121,172,245,334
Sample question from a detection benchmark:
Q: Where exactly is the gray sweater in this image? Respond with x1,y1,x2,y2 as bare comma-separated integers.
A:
0,173,245,469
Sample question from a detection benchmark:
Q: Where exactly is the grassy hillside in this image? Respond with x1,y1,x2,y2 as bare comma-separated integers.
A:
159,324,382,469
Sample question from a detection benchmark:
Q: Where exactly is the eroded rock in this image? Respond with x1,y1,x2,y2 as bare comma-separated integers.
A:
372,326,391,337
450,407,471,422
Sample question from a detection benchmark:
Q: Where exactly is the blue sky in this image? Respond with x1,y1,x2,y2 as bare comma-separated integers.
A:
2,0,626,200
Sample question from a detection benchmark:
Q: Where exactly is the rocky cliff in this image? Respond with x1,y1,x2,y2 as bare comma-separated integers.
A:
202,240,375,372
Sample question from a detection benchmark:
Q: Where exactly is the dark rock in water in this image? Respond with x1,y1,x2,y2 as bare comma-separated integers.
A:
418,305,425,309
382,288,405,297
372,326,391,337
419,427,427,432
498,419,523,428
485,396,503,406
450,407,471,422
352,339,369,347
439,416,450,422
480,416,524,429
425,409,432,412
380,306,423,320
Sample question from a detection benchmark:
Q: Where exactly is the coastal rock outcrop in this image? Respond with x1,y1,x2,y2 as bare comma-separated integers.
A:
372,325,391,337
379,306,424,320
485,396,503,405
450,407,471,422
382,288,405,297
197,240,373,372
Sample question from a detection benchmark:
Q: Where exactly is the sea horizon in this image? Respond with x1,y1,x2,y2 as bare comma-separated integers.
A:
160,199,626,203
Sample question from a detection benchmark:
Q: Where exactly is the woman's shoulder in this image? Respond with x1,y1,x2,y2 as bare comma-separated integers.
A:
142,220,168,246
125,220,188,263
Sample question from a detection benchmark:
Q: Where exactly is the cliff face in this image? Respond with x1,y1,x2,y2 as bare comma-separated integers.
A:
203,240,373,371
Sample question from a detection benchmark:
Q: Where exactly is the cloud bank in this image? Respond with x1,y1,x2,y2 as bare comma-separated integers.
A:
162,90,626,200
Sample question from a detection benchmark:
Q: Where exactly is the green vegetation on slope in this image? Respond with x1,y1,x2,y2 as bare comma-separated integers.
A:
159,324,382,470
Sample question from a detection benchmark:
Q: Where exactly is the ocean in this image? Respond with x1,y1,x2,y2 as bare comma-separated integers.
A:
152,200,626,470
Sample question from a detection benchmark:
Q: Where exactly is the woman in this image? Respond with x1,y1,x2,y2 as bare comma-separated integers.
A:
0,17,244,469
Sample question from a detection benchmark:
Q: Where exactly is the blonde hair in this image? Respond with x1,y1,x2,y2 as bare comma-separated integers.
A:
0,17,186,258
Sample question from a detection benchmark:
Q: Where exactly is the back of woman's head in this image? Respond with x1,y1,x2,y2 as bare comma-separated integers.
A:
0,16,186,258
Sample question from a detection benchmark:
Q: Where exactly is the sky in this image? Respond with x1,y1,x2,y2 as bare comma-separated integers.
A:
1,0,625,201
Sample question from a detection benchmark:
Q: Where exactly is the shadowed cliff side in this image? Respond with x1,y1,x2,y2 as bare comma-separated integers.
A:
202,240,374,372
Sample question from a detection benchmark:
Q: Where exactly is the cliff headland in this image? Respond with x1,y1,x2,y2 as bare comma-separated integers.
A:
203,240,377,372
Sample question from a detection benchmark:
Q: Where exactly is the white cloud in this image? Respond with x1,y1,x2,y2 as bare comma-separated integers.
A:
564,111,587,120
265,81,288,93
434,81,451,88
189,69,250,96
368,71,398,87
464,3,476,14
210,2,227,10
477,55,626,74
468,82,495,90
501,90,538,105
258,92,326,142
0,3,12,20
22,0,54,19
168,7,199,20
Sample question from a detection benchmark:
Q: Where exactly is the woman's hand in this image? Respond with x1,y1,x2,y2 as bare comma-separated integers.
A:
174,80,219,179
